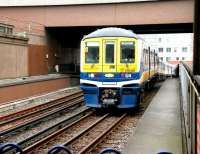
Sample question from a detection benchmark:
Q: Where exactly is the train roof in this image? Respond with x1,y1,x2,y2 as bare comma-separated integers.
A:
83,27,139,40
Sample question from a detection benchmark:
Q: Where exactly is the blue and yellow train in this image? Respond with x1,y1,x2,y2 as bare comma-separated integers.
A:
80,27,166,108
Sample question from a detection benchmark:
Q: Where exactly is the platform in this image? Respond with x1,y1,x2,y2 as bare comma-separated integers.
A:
123,79,182,154
0,86,79,116
0,74,79,105
0,74,67,87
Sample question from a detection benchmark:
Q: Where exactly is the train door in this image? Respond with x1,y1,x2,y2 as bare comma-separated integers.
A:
102,40,117,72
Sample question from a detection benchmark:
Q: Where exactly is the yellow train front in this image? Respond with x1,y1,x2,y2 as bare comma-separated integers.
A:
80,27,158,108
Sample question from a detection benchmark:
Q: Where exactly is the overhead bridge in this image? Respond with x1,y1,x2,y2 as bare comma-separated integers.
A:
0,0,194,76
0,0,194,29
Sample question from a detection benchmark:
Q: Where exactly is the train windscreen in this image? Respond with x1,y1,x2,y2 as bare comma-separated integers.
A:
85,42,99,63
120,42,135,63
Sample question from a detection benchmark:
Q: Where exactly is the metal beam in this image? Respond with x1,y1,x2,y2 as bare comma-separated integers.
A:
193,0,200,75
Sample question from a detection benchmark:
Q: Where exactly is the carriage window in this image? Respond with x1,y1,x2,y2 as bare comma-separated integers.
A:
120,42,135,63
85,42,99,63
105,42,114,63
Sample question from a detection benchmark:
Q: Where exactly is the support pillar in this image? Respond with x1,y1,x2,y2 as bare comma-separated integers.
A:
193,0,200,75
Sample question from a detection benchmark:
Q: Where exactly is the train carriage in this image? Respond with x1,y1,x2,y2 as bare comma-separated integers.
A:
80,27,159,108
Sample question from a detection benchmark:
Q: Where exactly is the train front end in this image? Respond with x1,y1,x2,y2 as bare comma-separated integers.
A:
80,28,142,108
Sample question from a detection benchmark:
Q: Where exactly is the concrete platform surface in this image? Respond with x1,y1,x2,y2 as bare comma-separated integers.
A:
0,73,68,87
0,86,79,116
123,79,182,154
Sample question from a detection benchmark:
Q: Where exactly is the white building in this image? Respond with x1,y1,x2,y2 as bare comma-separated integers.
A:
139,33,193,64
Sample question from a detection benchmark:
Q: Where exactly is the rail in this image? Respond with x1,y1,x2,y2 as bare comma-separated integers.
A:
0,92,83,136
179,62,200,154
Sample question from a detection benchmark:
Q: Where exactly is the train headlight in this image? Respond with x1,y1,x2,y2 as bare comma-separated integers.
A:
125,73,132,78
121,73,131,78
88,73,95,78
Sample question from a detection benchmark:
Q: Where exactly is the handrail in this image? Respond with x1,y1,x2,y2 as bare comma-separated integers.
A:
181,61,200,93
179,62,199,154
181,62,193,77
194,75,200,93
181,63,199,97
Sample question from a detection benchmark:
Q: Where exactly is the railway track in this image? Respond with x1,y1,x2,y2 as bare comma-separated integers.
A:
23,82,160,154
88,113,142,154
0,90,82,123
89,82,162,154
0,90,83,137
17,107,93,149
23,112,126,154
1,82,162,154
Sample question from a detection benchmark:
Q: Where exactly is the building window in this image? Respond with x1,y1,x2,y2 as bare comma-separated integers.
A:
0,24,14,35
166,38,169,43
158,38,162,42
7,28,13,34
166,57,171,61
174,47,177,52
0,26,6,33
176,57,179,61
166,48,171,52
158,48,163,52
182,57,185,61
182,47,187,52
160,57,163,61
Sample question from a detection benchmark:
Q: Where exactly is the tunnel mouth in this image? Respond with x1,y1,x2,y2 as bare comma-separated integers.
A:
45,23,192,75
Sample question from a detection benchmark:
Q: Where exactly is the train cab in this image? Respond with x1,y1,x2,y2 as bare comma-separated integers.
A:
80,28,143,108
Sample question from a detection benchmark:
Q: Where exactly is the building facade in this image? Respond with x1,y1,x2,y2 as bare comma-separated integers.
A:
139,33,193,64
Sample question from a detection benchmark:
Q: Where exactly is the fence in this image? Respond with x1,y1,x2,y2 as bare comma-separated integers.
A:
179,62,200,154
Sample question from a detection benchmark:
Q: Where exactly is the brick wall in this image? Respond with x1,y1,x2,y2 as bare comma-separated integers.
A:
0,34,28,79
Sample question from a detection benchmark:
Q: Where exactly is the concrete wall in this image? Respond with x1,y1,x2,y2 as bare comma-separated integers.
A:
27,34,47,45
0,34,28,79
26,33,58,76
0,0,155,6
0,0,194,27
0,78,69,104
0,33,52,78
28,44,57,76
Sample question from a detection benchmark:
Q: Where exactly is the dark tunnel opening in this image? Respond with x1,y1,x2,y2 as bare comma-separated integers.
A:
45,23,192,74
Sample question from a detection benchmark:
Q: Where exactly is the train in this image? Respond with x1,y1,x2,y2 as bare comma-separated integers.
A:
80,27,171,108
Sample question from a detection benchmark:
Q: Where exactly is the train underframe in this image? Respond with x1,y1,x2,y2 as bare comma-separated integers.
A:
80,74,160,108
80,84,141,108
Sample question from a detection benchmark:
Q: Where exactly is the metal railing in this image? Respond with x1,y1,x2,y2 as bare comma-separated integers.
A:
179,62,200,154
